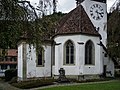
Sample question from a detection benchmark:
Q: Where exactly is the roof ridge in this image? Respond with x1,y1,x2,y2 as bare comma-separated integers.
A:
56,6,80,33
54,5,100,37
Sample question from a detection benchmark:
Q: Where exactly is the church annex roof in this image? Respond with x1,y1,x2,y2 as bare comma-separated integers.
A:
55,5,100,36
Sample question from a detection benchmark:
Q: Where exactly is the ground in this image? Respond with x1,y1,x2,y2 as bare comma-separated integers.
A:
0,79,20,90
0,78,120,90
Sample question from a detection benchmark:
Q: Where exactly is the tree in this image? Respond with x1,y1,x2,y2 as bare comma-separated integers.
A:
0,0,39,49
0,0,64,54
107,8,120,60
36,0,52,17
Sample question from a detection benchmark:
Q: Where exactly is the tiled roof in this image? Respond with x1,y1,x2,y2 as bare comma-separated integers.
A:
55,5,99,36
7,49,17,56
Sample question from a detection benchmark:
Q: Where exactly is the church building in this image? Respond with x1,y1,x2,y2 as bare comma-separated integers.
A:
17,0,115,81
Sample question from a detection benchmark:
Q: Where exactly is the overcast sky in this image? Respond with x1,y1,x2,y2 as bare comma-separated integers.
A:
28,0,116,13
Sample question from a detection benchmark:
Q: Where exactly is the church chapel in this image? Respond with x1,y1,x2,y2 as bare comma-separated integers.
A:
17,0,115,81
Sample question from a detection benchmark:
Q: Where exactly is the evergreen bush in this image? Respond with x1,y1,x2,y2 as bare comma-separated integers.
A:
5,69,17,81
12,79,55,89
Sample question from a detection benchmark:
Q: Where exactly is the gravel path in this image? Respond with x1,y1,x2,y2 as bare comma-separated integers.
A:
0,80,20,90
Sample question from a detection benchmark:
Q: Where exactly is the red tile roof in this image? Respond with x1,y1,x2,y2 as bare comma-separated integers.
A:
7,49,17,56
55,5,100,36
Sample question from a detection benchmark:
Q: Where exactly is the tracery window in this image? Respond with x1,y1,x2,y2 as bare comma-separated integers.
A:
85,40,95,65
37,47,44,66
64,40,75,65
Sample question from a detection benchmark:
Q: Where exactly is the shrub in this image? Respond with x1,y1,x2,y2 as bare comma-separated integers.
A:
5,69,17,81
12,79,55,89
115,70,120,77
9,77,17,84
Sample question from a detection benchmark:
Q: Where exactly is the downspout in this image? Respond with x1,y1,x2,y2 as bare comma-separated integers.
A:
51,40,55,78
22,42,27,80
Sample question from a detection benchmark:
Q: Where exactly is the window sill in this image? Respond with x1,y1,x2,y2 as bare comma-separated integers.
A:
63,64,75,66
36,65,44,67
84,64,95,66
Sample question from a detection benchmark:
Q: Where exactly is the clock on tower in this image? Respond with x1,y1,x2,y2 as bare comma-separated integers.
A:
90,3,104,20
81,0,107,46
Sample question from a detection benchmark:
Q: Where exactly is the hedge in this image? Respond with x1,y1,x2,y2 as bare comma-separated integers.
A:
5,69,17,81
12,79,55,89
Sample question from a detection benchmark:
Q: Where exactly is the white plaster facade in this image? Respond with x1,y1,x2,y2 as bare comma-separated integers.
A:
18,35,114,80
18,43,23,80
18,42,52,80
26,45,52,78
17,0,115,81
53,35,102,76
102,48,115,77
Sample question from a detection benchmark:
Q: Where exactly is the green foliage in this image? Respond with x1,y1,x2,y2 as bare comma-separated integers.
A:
39,12,65,39
0,0,34,49
9,77,17,84
0,20,23,48
0,0,25,20
107,9,120,59
0,0,65,50
5,69,17,81
68,78,113,83
12,79,55,89
115,69,120,77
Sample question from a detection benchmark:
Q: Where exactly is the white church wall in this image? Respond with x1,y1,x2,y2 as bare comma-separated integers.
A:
26,44,36,78
35,45,51,77
54,34,101,76
18,43,52,80
106,58,114,77
26,44,52,78
80,35,102,75
18,44,23,80
52,66,55,76
103,50,115,77
54,35,82,76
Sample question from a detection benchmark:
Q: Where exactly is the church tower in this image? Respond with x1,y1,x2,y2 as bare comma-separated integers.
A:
81,0,107,47
76,0,85,6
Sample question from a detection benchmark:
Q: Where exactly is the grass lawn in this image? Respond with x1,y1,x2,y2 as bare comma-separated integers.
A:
40,80,120,90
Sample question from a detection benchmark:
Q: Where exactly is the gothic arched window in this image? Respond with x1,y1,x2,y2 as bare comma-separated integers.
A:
64,40,75,65
85,40,95,65
37,47,44,66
